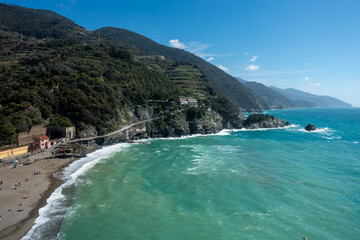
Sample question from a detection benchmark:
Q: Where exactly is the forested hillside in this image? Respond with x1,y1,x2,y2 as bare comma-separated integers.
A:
0,4,181,145
0,3,243,145
95,27,261,112
135,58,241,123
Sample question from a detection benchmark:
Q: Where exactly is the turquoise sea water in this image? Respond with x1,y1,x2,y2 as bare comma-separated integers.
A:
23,108,360,240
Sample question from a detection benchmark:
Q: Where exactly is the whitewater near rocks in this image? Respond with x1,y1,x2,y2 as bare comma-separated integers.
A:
24,108,360,240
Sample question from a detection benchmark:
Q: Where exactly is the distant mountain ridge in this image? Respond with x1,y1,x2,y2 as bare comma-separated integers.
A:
269,86,352,108
236,78,296,110
237,78,352,109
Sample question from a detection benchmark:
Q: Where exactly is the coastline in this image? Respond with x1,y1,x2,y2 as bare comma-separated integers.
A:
0,115,289,239
0,146,100,240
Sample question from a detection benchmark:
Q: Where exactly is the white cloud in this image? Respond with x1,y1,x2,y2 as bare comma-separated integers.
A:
245,65,260,71
249,56,258,62
187,41,219,59
187,41,210,54
216,65,229,72
310,83,321,86
305,76,310,81
169,39,186,49
57,0,77,9
239,69,318,77
244,52,251,55
169,39,220,60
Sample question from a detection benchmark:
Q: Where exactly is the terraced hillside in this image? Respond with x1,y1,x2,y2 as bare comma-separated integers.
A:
96,27,261,112
166,65,207,99
133,57,241,122
134,58,215,100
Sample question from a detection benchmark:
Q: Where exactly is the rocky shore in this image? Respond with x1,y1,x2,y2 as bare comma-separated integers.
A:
0,107,289,240
242,114,291,129
94,105,290,145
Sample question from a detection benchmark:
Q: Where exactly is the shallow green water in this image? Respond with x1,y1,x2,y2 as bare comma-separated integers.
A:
24,108,360,240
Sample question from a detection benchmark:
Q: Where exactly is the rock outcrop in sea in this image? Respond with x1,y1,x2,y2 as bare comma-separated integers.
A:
242,114,290,129
304,123,317,131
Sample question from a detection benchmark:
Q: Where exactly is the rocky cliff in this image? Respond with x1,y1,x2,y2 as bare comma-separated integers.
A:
99,109,289,145
243,114,290,129
99,106,243,145
147,110,232,138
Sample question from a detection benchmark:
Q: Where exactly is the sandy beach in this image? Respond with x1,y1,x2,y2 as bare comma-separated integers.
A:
0,146,99,240
0,157,77,239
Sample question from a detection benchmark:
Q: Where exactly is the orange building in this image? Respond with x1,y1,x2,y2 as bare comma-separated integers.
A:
33,136,51,150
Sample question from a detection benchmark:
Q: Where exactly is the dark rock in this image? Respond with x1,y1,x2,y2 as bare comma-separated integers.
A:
242,114,289,129
98,105,244,145
304,123,316,131
285,121,291,126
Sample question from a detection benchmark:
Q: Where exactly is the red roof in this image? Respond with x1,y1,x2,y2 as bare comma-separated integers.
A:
34,136,49,140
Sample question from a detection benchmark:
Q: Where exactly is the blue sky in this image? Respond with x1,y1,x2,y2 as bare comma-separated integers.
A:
2,0,360,106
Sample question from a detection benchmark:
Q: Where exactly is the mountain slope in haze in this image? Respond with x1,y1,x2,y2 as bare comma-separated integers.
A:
95,27,261,112
270,86,352,108
236,77,352,109
236,78,296,110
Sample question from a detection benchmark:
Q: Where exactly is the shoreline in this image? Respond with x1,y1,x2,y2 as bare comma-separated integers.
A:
0,146,100,240
0,122,291,239
0,174,65,240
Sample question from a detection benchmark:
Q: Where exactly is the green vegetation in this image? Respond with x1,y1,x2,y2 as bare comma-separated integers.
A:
95,27,261,112
136,58,241,123
246,114,275,122
0,19,178,144
0,3,244,145
167,64,207,97
0,3,83,39
186,108,205,121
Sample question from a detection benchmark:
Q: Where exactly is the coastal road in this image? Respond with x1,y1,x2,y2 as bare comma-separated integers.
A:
69,116,164,143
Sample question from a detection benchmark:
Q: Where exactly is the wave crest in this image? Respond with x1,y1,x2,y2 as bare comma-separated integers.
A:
22,143,130,240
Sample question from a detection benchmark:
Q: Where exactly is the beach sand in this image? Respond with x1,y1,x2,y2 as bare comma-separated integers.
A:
0,157,77,239
0,146,99,240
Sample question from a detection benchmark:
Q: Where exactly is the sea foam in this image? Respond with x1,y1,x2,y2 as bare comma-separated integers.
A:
22,143,131,240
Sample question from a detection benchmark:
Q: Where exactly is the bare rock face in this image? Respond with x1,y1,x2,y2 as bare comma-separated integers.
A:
242,114,289,129
146,110,230,138
304,123,317,131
